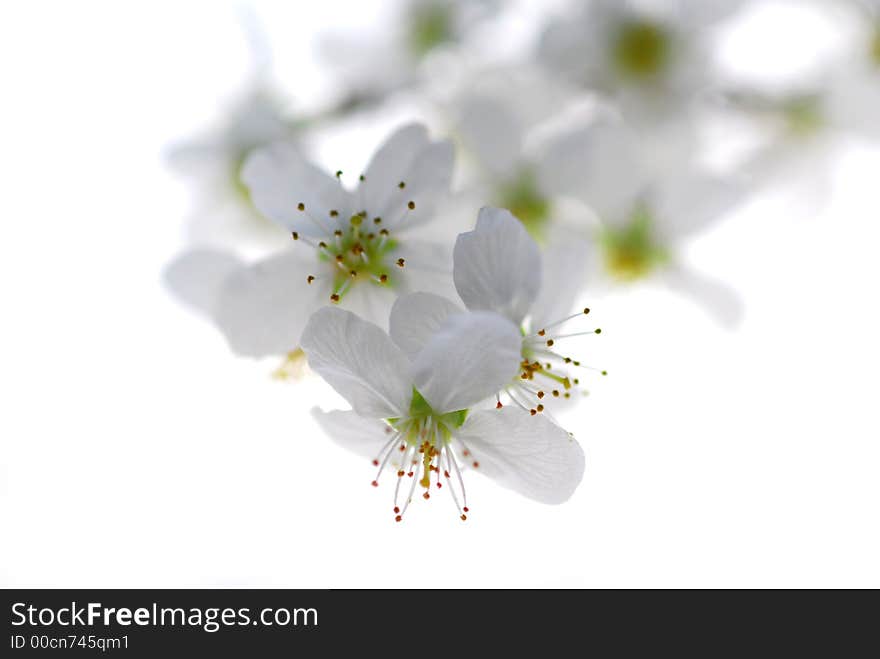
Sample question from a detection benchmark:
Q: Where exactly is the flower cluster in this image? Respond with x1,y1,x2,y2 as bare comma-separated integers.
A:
164,0,880,520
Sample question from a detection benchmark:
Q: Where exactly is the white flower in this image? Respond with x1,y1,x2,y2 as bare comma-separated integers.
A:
164,123,457,358
302,305,585,521
317,0,502,111
452,68,580,240
390,207,604,419
539,114,745,326
538,0,743,122
166,84,297,249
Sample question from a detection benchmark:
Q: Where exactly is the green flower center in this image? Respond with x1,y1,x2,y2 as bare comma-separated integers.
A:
783,97,823,137
315,213,400,301
871,23,880,67
612,19,671,80
599,206,669,281
408,3,454,58
497,171,550,241
230,151,253,204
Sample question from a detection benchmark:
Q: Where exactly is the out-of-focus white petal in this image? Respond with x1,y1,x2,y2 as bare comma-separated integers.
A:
391,239,456,299
163,249,242,317
528,231,591,330
661,265,744,328
538,117,645,225
453,207,541,325
412,311,521,414
241,142,351,237
652,171,743,241
456,408,585,504
312,408,392,460
214,249,325,357
301,307,413,418
457,93,524,179
389,292,464,360
358,124,453,229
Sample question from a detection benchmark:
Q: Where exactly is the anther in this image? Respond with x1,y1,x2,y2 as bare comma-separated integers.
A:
537,404,544,412
395,515,402,522
472,462,479,468
398,181,405,189
537,391,545,399
496,401,503,409
538,329,546,336
530,409,537,416
407,201,415,210
359,174,365,181
379,274,388,283
595,328,602,334
546,339,555,347
291,231,299,240
297,202,305,211
330,294,340,303
371,459,379,466
397,258,405,267
584,308,590,314
371,480,378,487
460,515,467,521
373,217,382,225
335,170,343,179
393,506,400,514
330,210,339,217
423,492,430,500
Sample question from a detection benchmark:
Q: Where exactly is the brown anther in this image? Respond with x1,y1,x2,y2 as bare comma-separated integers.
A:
371,480,378,487
595,328,602,334
407,471,413,477
552,390,560,397
583,308,590,314
318,241,327,249
423,492,430,500
291,231,299,240
407,201,415,210
330,294,340,303
546,339,555,347
380,228,389,236
537,391,545,399
306,275,315,285
538,329,545,336
462,450,470,457
397,470,405,477
335,254,344,263
472,461,480,468
394,506,400,514
444,470,450,478
564,357,572,364
371,459,379,466
537,404,544,412
463,507,469,512
335,170,343,178
395,515,402,522
573,378,580,385
373,217,382,225
330,210,339,217
297,202,305,211
350,270,358,278
530,409,537,416
396,258,405,267
398,181,406,189
496,401,503,409
460,515,467,521
436,482,442,489
379,274,388,283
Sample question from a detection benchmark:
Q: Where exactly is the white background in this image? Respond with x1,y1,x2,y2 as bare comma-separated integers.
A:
2,0,878,587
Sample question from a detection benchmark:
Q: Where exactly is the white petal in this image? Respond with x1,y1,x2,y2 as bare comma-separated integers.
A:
214,249,325,357
661,265,744,328
301,307,412,418
163,249,242,317
528,231,591,330
241,141,351,237
389,292,464,360
652,171,743,241
412,311,521,414
456,408,585,504
358,124,454,229
390,239,456,300
312,408,392,460
453,207,542,325
537,117,645,225
456,93,524,179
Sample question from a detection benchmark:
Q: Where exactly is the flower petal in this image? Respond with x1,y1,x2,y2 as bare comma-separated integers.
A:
389,292,464,361
528,230,591,330
163,249,242,317
453,207,542,325
661,265,744,328
312,408,392,460
412,310,521,414
241,141,351,237
214,249,326,357
457,93,524,179
301,307,412,418
456,408,585,504
538,117,645,225
358,124,453,229
652,171,743,241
